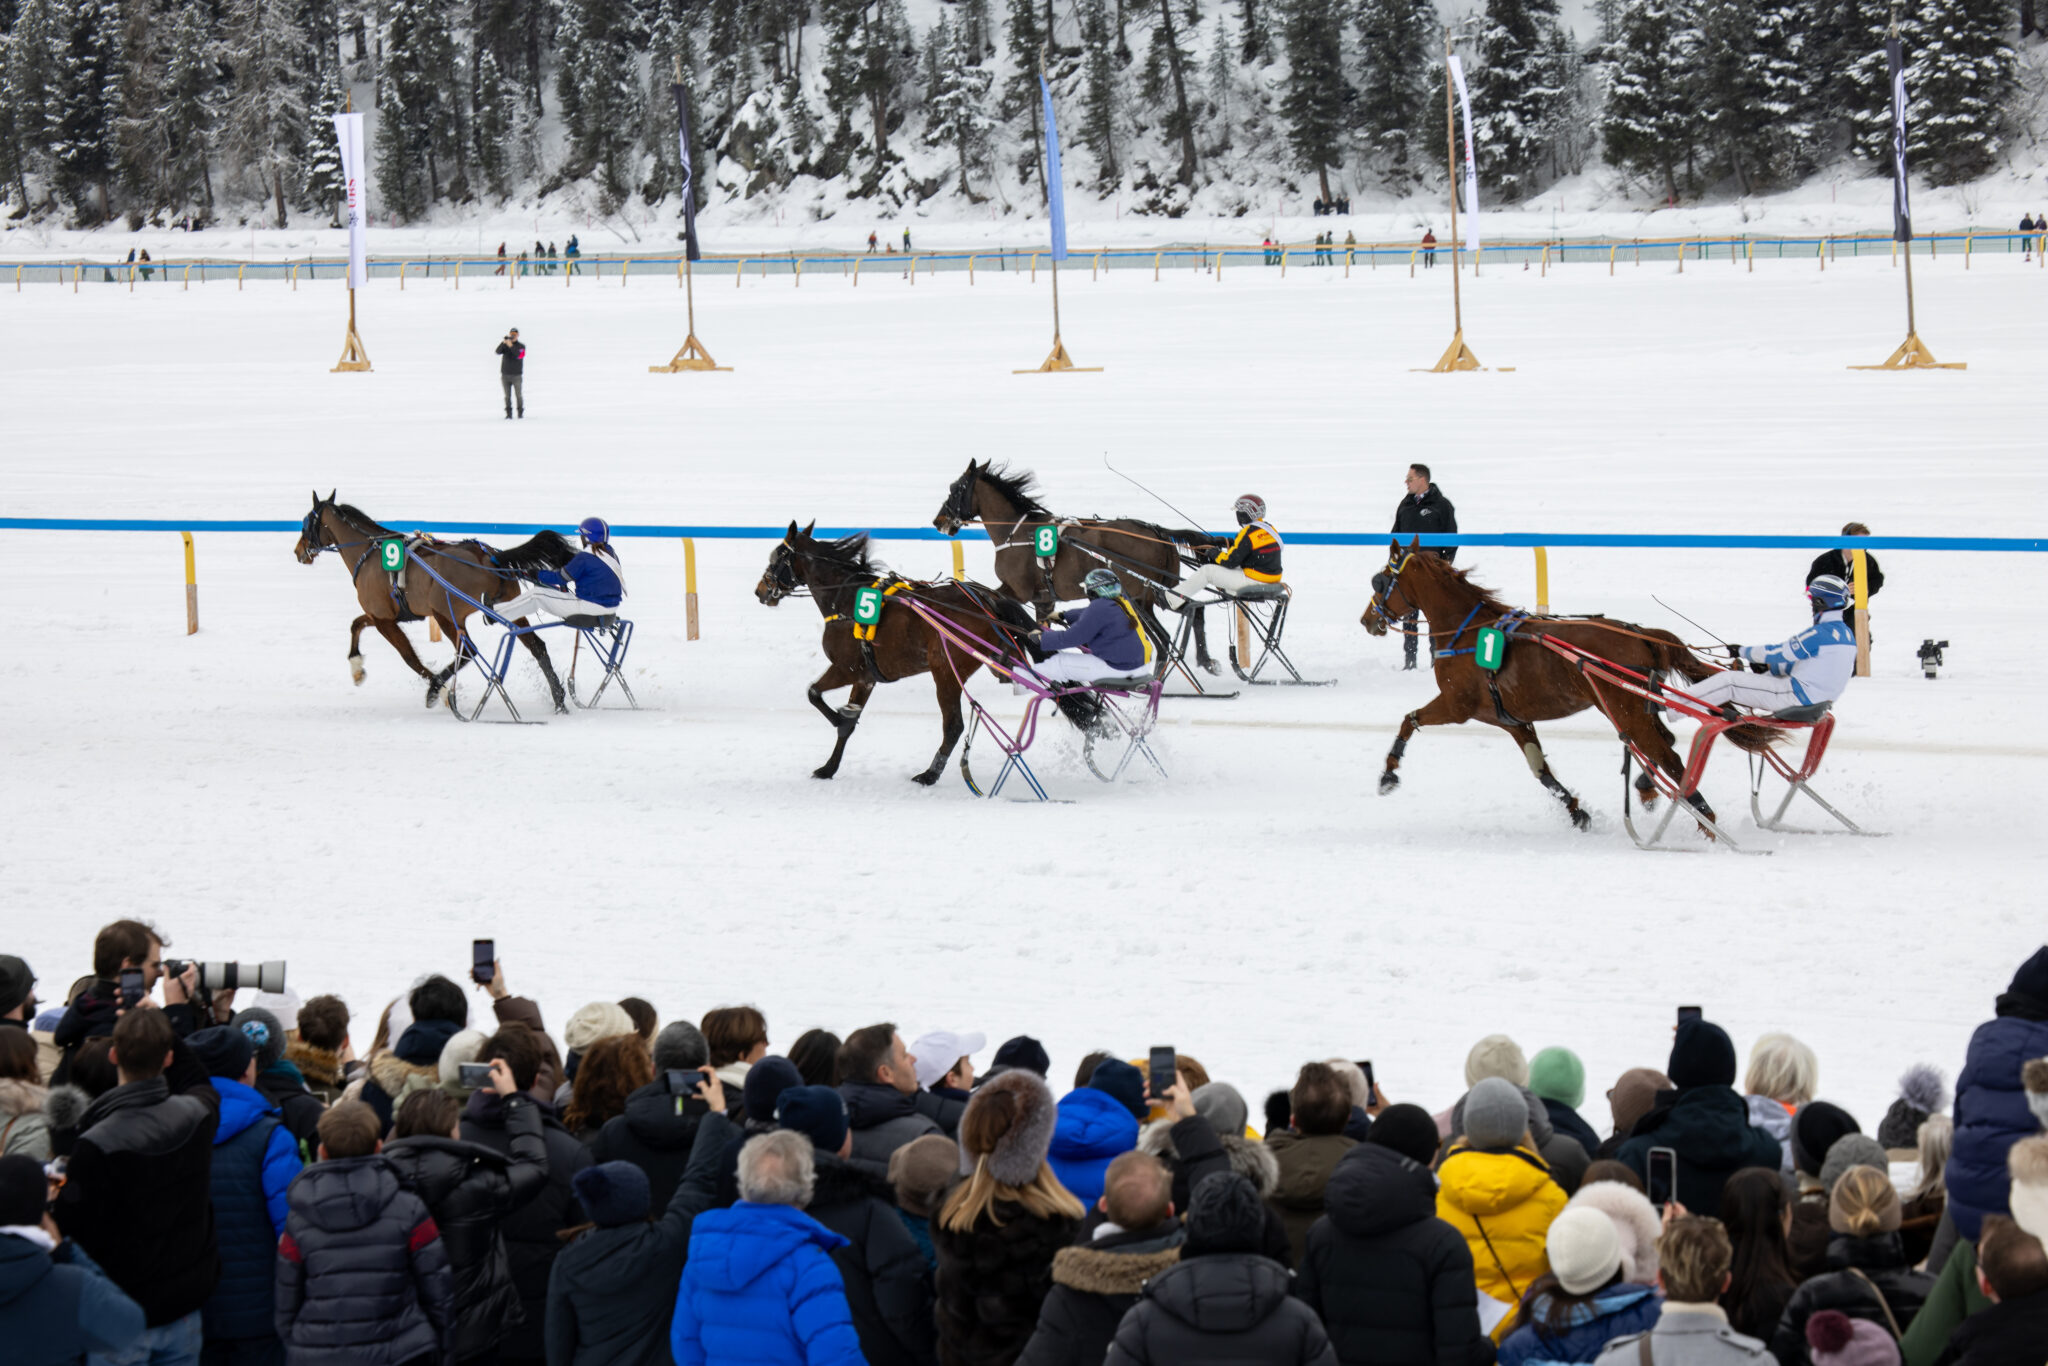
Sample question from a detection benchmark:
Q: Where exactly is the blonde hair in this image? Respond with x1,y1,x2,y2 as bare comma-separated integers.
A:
1657,1216,1733,1303
1830,1166,1897,1238
1743,1033,1819,1107
937,1154,1084,1234
1913,1115,1953,1199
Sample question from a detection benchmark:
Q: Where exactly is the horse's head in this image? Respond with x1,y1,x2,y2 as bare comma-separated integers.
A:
294,488,338,565
933,460,979,537
1360,538,1421,635
756,520,816,606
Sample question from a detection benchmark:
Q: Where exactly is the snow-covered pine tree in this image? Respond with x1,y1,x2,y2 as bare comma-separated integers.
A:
471,45,512,198
112,0,168,221
299,0,345,220
1280,0,1350,204
555,0,642,206
1470,0,1567,199
375,0,460,210
1240,0,1273,60
1539,23,1589,180
220,0,310,224
1354,0,1438,179
1598,0,1692,200
1079,0,1122,186
1150,0,1200,183
958,0,996,56
1205,9,1235,144
1882,0,2015,183
3,0,62,207
926,11,995,197
1001,0,1047,197
1804,0,1883,159
161,0,216,217
1689,0,1803,192
49,0,122,221
372,63,422,217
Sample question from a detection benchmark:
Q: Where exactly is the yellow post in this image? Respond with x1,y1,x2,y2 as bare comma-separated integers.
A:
1154,251,1161,282
951,541,964,580
1217,248,1223,281
968,254,975,284
291,263,297,290
1345,248,1352,278
910,254,917,284
183,264,189,291
1852,548,1870,678
683,537,701,641
1609,243,1616,276
1540,244,1548,277
1747,239,1754,273
399,261,405,290
1677,240,1684,274
853,256,861,287
1030,252,1037,281
1409,248,1416,278
238,263,244,290
182,532,198,635
1280,247,1287,277
1533,547,1549,615
677,258,684,287
735,257,742,288
1474,245,1480,276
595,257,601,283
1092,251,1100,280
794,258,802,288
1964,234,1971,269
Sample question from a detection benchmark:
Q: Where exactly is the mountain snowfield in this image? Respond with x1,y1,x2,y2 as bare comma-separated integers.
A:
2,248,2042,1130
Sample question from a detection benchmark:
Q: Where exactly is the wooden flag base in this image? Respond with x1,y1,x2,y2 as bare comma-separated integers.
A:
649,333,731,372
1014,336,1102,374
331,323,372,372
1413,329,1513,373
1849,331,1965,370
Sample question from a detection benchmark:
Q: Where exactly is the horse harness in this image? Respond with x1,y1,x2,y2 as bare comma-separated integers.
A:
1437,604,1534,728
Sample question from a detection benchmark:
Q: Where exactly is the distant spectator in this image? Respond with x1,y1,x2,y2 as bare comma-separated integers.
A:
590,1021,713,1210
286,995,352,1105
1391,465,1458,669
1496,1205,1661,1366
564,1034,653,1141
887,1133,957,1271
839,1023,944,1169
0,1150,148,1363
1717,1166,1799,1342
789,1030,843,1089
1049,1059,1145,1207
1422,229,1438,268
868,231,879,254
1531,1048,1602,1156
1601,1068,1673,1160
1269,1062,1359,1267
1592,1215,1770,1366
1898,1114,1952,1267
1770,1167,1934,1365
1619,1019,1782,1217
1744,1033,1819,1183
981,1036,1051,1087
702,1006,769,1115
1807,525,1885,635
54,920,214,1085
363,975,468,1130
910,1029,983,1136
1437,1077,1568,1341
562,1001,636,1085
1565,1175,1663,1286
1137,1081,1290,1261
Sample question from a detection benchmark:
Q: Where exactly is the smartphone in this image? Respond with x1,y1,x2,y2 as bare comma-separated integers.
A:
1647,1146,1678,1208
1676,1005,1703,1024
1148,1046,1177,1100
668,1069,709,1096
1357,1060,1377,1104
471,940,495,987
118,967,145,1009
458,1061,494,1089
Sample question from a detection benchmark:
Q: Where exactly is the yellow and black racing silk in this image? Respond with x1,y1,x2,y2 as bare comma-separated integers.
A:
1115,597,1156,666
1217,519,1283,583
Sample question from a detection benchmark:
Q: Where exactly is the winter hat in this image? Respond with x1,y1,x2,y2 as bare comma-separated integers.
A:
1464,1077,1530,1151
776,1084,851,1154
1793,1102,1862,1179
0,1153,46,1226
188,1025,255,1081
1183,1171,1266,1257
437,1030,488,1091
249,990,304,1033
1805,1311,1902,1366
961,1068,1058,1186
2025,1058,2048,1134
0,956,33,1017
987,1035,1050,1080
1192,1082,1249,1139
1547,1205,1625,1294
1667,1018,1738,1089
1828,1166,1902,1235
889,1134,962,1218
742,1056,804,1121
1566,1179,1663,1284
2005,1136,2048,1241
1999,946,2048,1016
1529,1047,1587,1110
1877,1065,1949,1149
910,1031,986,1090
234,1007,288,1072
1366,1103,1443,1168
1465,1035,1530,1089
1819,1135,1891,1193
1608,1068,1673,1138
1088,1059,1148,1120
564,1001,637,1055
571,1161,651,1228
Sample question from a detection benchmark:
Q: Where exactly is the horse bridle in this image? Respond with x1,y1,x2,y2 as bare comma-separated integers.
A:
761,542,805,601
1366,551,1416,625
940,469,977,535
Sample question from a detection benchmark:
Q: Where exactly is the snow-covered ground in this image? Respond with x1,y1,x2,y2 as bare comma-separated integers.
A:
3,253,2043,1129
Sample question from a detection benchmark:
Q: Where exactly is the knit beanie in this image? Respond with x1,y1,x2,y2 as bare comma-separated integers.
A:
1806,1311,1902,1366
1464,1077,1530,1151
564,1001,637,1055
437,1030,489,1091
1547,1205,1624,1294
1667,1019,1737,1089
1465,1035,1530,1089
1819,1135,1891,1193
1183,1171,1265,1257
742,1056,803,1121
888,1134,962,1218
234,1007,288,1073
1876,1065,1948,1149
776,1085,851,1154
1366,1103,1443,1167
1828,1167,1902,1235
1192,1082,1249,1139
987,1035,1050,1080
188,1025,255,1081
1793,1102,1862,1179
2005,1136,2048,1241
2001,946,2048,1015
0,1154,45,1226
1608,1069,1673,1137
1088,1059,1147,1120
1529,1048,1587,1109
571,1162,651,1228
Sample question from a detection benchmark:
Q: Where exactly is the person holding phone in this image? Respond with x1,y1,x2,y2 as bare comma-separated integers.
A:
496,328,526,418
1618,1017,1782,1219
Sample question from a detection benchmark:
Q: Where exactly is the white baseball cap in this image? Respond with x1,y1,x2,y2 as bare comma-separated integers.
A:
910,1030,987,1090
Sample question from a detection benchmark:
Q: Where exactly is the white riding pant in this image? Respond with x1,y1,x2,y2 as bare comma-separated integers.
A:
1688,668,1804,713
494,586,617,623
1028,651,1148,686
1168,564,1259,606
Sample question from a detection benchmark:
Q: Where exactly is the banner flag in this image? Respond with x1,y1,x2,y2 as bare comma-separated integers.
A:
1887,37,1912,243
1039,75,1067,262
330,114,367,289
673,83,702,262
1448,56,1479,254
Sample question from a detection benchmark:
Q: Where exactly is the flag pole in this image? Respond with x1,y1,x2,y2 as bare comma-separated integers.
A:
653,56,730,372
331,91,372,372
1019,48,1100,372
1420,29,1484,372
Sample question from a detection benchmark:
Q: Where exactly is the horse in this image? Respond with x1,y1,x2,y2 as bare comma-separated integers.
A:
754,521,1042,784
1359,538,1765,831
932,459,1223,667
293,491,568,713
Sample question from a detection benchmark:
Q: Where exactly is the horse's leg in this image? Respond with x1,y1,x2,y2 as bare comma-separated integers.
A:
1379,692,1467,796
806,658,861,725
511,618,568,713
348,614,372,685
915,663,965,786
1190,606,1218,671
807,658,870,780
1499,721,1591,831
1617,699,1717,827
368,618,440,703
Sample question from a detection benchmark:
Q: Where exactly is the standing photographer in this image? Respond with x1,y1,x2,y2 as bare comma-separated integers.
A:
497,328,526,420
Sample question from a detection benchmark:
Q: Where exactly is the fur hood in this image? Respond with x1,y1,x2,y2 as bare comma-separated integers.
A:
1566,1178,1663,1284
368,1048,439,1094
969,1068,1059,1186
0,1077,47,1119
2025,1058,2048,1130
43,1083,91,1132
1137,1119,1281,1197
1049,1241,1183,1295
285,1041,345,1088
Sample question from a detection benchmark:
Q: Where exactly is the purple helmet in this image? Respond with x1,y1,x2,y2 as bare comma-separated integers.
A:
577,516,610,547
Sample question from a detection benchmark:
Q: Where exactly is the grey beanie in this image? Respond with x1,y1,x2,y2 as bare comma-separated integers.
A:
1465,1077,1529,1150
1193,1082,1249,1139
1820,1134,1891,1193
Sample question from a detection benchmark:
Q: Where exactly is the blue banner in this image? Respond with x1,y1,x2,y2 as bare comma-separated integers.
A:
1040,75,1067,263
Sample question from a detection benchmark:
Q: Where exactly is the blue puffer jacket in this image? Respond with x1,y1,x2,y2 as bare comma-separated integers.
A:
1946,985,2048,1238
1047,1088,1139,1207
0,1233,147,1366
1498,1284,1663,1366
1038,597,1148,672
537,547,624,608
670,1201,866,1366
202,1078,303,1342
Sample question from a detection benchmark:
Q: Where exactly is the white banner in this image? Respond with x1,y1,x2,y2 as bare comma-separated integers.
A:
1448,55,1479,254
331,114,368,289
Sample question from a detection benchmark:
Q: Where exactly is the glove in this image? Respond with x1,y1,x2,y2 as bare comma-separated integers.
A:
1026,630,1042,647
1748,661,1769,674
1722,643,1743,660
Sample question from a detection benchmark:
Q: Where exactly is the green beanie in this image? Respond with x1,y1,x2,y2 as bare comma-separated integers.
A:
1528,1047,1586,1109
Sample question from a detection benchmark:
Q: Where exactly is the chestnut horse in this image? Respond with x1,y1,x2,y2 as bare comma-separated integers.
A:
1360,538,1751,830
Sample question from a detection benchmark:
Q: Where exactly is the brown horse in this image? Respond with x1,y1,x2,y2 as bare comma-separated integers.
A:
754,522,1041,783
932,460,1218,665
293,492,567,712
1360,538,1750,831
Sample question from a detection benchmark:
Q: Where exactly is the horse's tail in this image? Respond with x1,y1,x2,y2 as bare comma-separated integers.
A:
1723,724,1784,753
1145,522,1222,551
1641,625,1785,752
494,529,575,573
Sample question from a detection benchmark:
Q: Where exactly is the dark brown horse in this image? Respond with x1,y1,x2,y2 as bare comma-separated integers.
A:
932,460,1218,665
1360,538,1750,830
755,522,1041,784
293,492,567,712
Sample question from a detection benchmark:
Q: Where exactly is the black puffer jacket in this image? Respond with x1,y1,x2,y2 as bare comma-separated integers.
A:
255,1063,325,1152
1016,1222,1184,1366
1137,1115,1294,1266
277,1155,453,1366
1106,1252,1338,1365
1295,1143,1495,1366
808,1149,939,1366
384,1093,548,1360
932,1193,1083,1366
1768,1233,1936,1366
589,1074,710,1212
462,1089,591,1360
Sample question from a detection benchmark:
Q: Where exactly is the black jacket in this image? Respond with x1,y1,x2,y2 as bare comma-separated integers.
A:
843,1081,946,1170
1136,1115,1294,1267
51,981,204,1086
497,339,526,375
277,1155,454,1366
462,1089,591,1360
1617,1086,1781,1219
1392,486,1458,561
932,1193,1083,1366
1107,1252,1338,1366
53,1042,221,1326
590,1074,711,1212
921,1085,971,1137
385,1092,549,1361
1931,1285,2048,1366
1538,1099,1602,1159
808,1149,939,1366
1807,549,1883,597
1016,1222,1184,1366
362,1018,465,1131
1294,1143,1495,1366
1768,1233,1936,1366
255,1062,325,1152
543,1108,726,1366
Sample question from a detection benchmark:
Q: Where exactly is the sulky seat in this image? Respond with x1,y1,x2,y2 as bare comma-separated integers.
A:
1769,701,1832,724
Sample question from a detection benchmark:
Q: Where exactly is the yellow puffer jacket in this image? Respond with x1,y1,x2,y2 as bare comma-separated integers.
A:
1435,1140,1568,1340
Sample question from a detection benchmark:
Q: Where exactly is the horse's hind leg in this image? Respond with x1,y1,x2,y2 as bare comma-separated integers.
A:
916,666,967,786
369,617,441,703
1620,704,1716,827
348,615,372,685
1379,693,1463,796
512,618,568,713
1501,722,1591,831
1189,607,1218,672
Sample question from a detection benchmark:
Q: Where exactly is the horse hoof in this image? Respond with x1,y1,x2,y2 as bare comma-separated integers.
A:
349,655,365,686
425,686,441,709
1571,808,1591,831
1378,773,1400,796
1197,658,1222,676
811,767,837,780
911,771,940,787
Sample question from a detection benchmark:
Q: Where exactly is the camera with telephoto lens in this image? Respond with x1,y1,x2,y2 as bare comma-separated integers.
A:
164,959,287,998
1917,639,1949,680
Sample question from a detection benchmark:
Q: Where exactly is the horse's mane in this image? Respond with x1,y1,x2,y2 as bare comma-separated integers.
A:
494,529,575,572
977,463,1048,516
804,530,887,575
1413,551,1518,615
330,502,393,535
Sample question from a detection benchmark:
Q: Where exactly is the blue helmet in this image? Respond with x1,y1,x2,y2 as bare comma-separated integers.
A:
1081,568,1122,598
577,516,610,548
1807,574,1850,611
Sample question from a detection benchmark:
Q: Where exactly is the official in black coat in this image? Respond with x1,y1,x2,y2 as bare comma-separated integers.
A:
1806,524,1883,636
1391,465,1457,668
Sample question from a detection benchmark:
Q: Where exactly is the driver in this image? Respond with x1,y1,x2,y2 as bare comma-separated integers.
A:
1164,494,1282,609
1026,568,1154,685
1690,575,1855,718
495,516,625,621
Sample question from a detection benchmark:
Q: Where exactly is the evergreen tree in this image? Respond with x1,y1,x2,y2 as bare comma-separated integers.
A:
1881,0,2015,184
1002,0,1046,197
1354,0,1437,177
49,0,122,221
1280,0,1348,203
1599,0,1691,200
1240,0,1272,60
1539,23,1589,180
112,0,168,219
556,0,643,205
1149,0,1199,183
1690,0,1802,192
1078,0,1121,185
299,0,344,219
375,0,460,212
1205,9,1235,144
163,0,217,217
372,62,423,216
220,0,308,224
471,45,512,197
1470,0,1566,199
2,0,62,207
926,11,995,196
